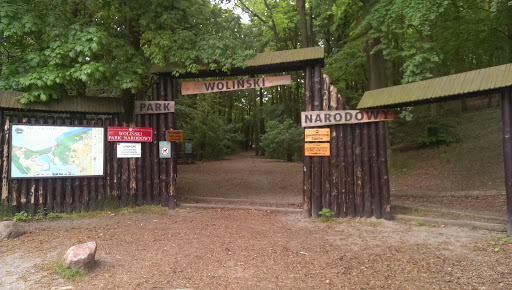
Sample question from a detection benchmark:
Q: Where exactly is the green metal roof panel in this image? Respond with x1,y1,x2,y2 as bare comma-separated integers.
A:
0,91,124,113
150,47,325,74
357,63,512,109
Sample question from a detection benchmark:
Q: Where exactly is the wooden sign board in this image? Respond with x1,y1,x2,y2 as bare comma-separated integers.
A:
305,143,330,156
135,101,175,114
181,75,291,95
305,128,330,142
166,130,183,142
301,109,394,128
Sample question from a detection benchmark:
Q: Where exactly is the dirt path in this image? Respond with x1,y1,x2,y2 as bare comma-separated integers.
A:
1,209,512,289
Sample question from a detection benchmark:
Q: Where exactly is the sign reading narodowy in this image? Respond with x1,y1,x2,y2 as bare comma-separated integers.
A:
305,143,330,156
135,101,175,114
166,130,183,142
305,129,330,142
181,75,292,95
107,127,152,142
301,109,394,128
10,125,104,178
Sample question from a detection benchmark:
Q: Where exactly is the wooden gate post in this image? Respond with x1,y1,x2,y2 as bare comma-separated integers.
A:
303,65,313,217
501,86,512,234
311,62,323,218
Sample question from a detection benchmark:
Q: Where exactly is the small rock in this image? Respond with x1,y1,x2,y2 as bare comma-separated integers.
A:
0,221,26,240
64,241,97,270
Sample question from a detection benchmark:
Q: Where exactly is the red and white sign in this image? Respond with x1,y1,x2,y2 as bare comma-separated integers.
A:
161,147,169,156
107,127,153,142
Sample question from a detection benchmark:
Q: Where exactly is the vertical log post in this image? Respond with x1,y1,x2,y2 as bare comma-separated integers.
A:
96,118,105,210
28,117,37,214
370,122,381,218
89,119,98,210
111,115,120,207
329,85,339,215
303,66,313,217
362,123,372,218
501,87,512,234
79,119,89,212
54,118,64,213
354,124,363,217
151,82,160,205
345,124,355,217
311,63,323,218
135,108,144,206
36,118,45,213
143,110,152,205
19,117,28,213
104,117,112,202
0,108,3,206
159,76,169,207
72,119,82,212
46,117,55,213
337,95,347,218
166,76,177,209
378,122,391,219
321,75,331,210
1,116,10,206
120,121,129,207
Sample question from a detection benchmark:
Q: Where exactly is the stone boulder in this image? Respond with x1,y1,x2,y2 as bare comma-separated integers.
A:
0,221,26,240
64,241,97,270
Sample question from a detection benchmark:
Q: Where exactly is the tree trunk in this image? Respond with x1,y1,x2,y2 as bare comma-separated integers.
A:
297,0,308,48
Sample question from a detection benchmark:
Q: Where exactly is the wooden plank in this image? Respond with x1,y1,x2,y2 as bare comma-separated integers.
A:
151,83,160,205
345,124,355,217
370,122,381,219
377,122,391,219
303,66,313,218
19,117,28,212
330,91,339,216
0,108,3,206
1,115,10,205
354,124,363,217
181,75,292,95
501,87,512,234
72,119,82,212
90,119,98,210
362,123,372,218
143,113,152,205
45,117,54,213
36,118,45,213
322,75,331,210
96,118,105,210
301,109,394,127
135,112,144,206
159,76,169,207
120,121,129,207
168,77,177,209
111,115,120,207
10,180,19,214
311,63,322,218
104,117,112,202
81,119,89,211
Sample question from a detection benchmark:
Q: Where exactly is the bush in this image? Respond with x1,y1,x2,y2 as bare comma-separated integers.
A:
260,120,304,161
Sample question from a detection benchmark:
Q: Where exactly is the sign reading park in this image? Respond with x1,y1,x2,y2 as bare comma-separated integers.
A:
107,127,153,142
301,109,394,127
181,75,292,95
134,101,175,114
10,125,104,178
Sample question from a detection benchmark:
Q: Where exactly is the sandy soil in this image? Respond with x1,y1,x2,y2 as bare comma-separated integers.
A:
1,151,510,289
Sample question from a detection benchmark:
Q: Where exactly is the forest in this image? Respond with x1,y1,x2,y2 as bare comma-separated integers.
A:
1,0,511,161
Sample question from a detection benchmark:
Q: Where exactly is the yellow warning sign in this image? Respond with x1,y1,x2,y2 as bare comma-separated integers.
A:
305,128,330,142
305,143,330,156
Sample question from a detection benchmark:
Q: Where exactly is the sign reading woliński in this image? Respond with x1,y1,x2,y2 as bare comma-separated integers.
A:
107,127,153,142
166,130,183,142
117,143,141,158
181,75,292,95
305,143,330,156
135,101,175,114
301,109,394,128
305,128,330,142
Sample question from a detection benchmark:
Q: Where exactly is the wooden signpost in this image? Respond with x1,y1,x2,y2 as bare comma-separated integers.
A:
134,101,175,114
181,75,292,95
301,109,394,127
166,130,183,142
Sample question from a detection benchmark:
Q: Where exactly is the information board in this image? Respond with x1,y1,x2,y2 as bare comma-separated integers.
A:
117,143,141,158
10,125,104,178
304,143,330,156
305,129,330,142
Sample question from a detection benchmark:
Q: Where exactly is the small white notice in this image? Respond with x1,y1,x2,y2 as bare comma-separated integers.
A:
117,143,141,158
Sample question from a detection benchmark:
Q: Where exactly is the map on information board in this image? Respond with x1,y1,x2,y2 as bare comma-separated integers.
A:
10,125,104,178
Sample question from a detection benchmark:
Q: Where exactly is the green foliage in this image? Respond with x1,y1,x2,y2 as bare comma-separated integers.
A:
260,119,304,161
53,262,88,281
47,212,64,220
415,114,460,148
415,221,425,226
0,204,13,221
13,211,31,222
34,207,46,220
318,208,335,223
487,234,512,252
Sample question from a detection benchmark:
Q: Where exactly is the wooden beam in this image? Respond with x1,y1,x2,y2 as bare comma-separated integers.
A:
311,63,323,218
501,86,512,234
303,66,313,218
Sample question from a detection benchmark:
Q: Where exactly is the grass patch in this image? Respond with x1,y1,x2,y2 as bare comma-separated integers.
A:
487,234,512,253
53,262,88,281
1,203,13,221
403,208,426,217
416,221,425,226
